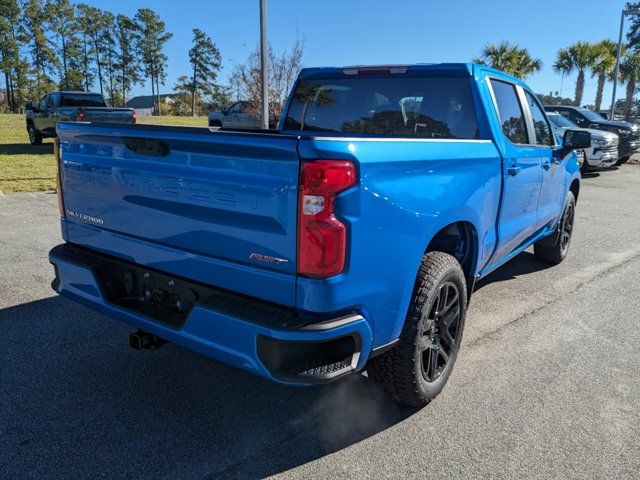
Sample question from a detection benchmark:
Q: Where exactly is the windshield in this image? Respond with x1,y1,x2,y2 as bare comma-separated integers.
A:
283,75,479,139
578,108,604,122
547,113,576,128
59,94,107,107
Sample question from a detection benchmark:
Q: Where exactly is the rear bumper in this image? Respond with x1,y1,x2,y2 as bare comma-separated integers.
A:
49,243,372,385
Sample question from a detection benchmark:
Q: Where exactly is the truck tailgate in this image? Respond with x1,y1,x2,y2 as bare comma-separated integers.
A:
56,122,300,306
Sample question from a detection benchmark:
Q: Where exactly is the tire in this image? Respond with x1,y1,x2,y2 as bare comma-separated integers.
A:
27,123,42,145
534,191,576,265
368,252,467,407
209,120,222,128
617,155,630,165
579,160,590,174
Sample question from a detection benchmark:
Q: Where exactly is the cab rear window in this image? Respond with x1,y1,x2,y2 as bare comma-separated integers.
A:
59,94,107,107
283,76,479,139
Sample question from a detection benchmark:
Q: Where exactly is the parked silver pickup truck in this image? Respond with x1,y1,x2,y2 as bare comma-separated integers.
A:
208,100,277,129
547,112,618,170
25,91,135,145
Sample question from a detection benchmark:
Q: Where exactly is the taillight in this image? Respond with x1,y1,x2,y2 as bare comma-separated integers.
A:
298,160,356,278
54,138,65,218
76,108,85,122
131,108,137,124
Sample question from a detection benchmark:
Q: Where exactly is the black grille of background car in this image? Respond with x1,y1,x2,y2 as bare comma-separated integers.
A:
600,145,618,154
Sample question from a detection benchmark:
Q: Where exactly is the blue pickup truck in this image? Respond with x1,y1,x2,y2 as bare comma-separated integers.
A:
49,64,588,406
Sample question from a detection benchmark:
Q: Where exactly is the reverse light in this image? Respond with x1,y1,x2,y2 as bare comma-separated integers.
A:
298,160,356,278
76,108,85,122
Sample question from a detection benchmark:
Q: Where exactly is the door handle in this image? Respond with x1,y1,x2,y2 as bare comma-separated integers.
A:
507,166,521,176
542,162,551,170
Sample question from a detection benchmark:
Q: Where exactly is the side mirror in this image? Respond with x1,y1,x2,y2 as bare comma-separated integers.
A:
564,129,591,149
557,129,591,158
25,101,34,111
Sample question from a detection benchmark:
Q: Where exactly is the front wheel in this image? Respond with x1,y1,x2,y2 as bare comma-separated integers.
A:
534,191,576,265
368,251,467,407
617,155,630,165
27,123,42,145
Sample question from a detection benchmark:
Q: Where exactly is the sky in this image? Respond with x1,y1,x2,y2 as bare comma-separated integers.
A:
82,0,631,107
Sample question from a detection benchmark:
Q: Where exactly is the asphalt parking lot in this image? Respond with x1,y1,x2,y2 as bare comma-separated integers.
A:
1,165,639,479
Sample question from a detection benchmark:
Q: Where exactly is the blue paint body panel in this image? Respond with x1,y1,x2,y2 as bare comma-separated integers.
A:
51,63,580,385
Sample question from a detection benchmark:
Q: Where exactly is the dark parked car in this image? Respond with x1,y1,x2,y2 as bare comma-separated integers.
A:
544,105,639,164
25,91,135,145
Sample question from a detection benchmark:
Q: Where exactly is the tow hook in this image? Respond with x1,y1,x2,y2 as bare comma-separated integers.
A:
129,330,167,350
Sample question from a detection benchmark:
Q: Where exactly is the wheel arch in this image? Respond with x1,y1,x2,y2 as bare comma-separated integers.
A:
425,220,479,298
569,178,580,203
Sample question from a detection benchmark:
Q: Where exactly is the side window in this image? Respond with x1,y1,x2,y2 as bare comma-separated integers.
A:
559,109,582,125
490,80,528,144
47,94,56,108
38,95,49,110
525,92,553,146
228,102,241,114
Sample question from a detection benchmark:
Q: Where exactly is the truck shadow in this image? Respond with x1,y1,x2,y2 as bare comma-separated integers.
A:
474,251,553,291
0,143,54,155
0,296,413,479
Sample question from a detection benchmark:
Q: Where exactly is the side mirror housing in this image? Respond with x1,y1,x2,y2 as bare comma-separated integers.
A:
25,101,34,111
557,129,591,158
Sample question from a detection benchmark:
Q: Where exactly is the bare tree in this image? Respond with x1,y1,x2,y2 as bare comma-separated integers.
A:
229,39,303,121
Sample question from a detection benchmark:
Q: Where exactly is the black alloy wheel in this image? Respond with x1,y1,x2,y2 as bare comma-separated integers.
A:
420,281,461,382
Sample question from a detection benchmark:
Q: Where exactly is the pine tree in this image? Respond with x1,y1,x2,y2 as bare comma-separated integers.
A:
0,0,23,110
21,0,59,99
134,8,172,115
184,28,221,116
78,3,113,96
98,10,117,104
114,14,140,106
75,3,95,91
46,0,83,91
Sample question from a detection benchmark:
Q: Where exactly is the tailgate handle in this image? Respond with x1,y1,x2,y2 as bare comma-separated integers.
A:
123,137,170,157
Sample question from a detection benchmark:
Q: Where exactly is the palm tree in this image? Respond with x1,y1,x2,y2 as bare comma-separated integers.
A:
473,41,542,79
620,53,640,120
591,40,624,112
553,42,598,107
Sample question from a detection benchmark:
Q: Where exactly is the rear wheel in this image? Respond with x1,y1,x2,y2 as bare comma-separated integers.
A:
534,191,575,265
209,120,222,128
617,155,630,165
368,251,467,407
27,123,42,145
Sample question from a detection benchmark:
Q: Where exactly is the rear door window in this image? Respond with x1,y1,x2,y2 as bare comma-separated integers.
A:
524,91,553,146
283,75,479,139
489,80,528,144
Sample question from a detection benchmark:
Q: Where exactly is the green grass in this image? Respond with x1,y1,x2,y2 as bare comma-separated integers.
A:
137,115,207,127
0,113,207,193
